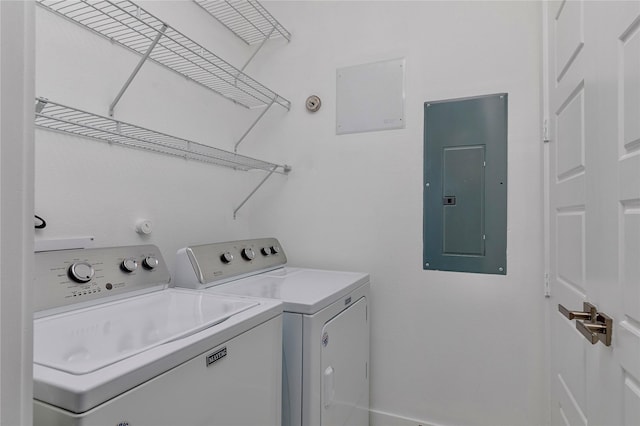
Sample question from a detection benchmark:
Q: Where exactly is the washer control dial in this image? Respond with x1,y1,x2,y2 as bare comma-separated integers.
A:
69,262,95,283
261,247,271,256
142,256,159,270
220,252,234,264
241,248,256,261
270,246,281,255
121,258,138,273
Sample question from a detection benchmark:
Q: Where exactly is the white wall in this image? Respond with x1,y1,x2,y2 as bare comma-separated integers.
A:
247,2,546,425
35,1,546,425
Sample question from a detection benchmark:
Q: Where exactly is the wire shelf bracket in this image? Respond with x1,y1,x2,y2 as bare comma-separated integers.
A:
234,96,276,153
237,26,276,75
35,97,291,176
109,23,167,117
193,0,291,45
193,0,291,72
234,164,278,220
194,0,291,73
36,0,291,115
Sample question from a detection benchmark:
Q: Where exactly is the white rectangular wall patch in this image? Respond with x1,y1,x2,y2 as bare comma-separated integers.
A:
336,58,405,135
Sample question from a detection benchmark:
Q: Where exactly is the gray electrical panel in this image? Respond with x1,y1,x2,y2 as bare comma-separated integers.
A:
423,94,507,275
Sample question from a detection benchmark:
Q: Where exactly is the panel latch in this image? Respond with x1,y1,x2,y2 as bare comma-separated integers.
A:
443,196,457,206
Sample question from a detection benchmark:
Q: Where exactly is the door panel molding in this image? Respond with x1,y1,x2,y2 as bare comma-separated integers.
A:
619,15,640,155
555,82,585,181
556,373,587,426
554,0,585,83
556,211,585,292
624,375,640,425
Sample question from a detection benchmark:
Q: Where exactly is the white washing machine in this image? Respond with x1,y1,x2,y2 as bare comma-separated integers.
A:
174,238,370,426
33,244,283,426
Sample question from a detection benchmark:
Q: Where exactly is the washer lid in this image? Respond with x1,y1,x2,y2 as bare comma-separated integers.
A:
208,267,369,315
34,289,258,375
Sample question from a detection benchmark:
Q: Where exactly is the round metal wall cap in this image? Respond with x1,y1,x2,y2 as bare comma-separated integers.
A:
305,95,321,112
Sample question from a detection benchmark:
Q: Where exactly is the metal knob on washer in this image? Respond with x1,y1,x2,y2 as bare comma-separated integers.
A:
142,256,159,270
69,262,95,283
220,252,234,264
121,258,139,273
241,248,256,261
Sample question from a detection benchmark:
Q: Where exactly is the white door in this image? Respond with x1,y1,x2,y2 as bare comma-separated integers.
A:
546,1,640,425
320,297,369,426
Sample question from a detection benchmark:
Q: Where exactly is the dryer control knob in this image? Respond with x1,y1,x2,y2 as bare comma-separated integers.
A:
121,258,138,273
270,246,281,255
142,256,159,270
69,262,95,283
261,247,271,256
220,252,234,264
241,248,256,261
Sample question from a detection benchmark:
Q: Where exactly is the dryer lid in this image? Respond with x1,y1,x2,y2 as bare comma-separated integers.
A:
34,289,258,375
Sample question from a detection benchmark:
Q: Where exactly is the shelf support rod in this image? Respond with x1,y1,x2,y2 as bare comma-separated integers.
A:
109,24,168,117
235,25,276,87
233,165,278,219
234,97,276,152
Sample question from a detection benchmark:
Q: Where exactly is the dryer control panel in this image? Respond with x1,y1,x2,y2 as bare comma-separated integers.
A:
34,245,170,315
174,237,287,289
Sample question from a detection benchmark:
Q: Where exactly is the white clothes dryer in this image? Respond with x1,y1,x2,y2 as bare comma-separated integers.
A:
174,238,370,426
33,245,283,426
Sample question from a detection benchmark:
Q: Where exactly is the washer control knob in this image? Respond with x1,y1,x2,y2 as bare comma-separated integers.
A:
270,246,281,255
121,258,138,273
241,248,256,261
142,256,159,270
220,252,234,264
69,262,95,283
261,247,271,256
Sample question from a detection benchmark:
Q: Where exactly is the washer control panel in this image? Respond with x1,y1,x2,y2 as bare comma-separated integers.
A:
177,238,286,289
34,245,170,313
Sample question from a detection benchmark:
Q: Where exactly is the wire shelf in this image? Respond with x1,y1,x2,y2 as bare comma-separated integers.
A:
35,98,290,174
37,0,290,110
194,0,291,45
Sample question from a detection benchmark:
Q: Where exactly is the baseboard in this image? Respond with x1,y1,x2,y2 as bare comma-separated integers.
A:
369,409,444,426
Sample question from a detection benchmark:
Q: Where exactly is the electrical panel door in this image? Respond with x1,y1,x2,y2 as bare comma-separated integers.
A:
423,93,507,275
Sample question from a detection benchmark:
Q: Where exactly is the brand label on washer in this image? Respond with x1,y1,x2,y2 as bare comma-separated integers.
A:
322,332,329,347
206,347,227,367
